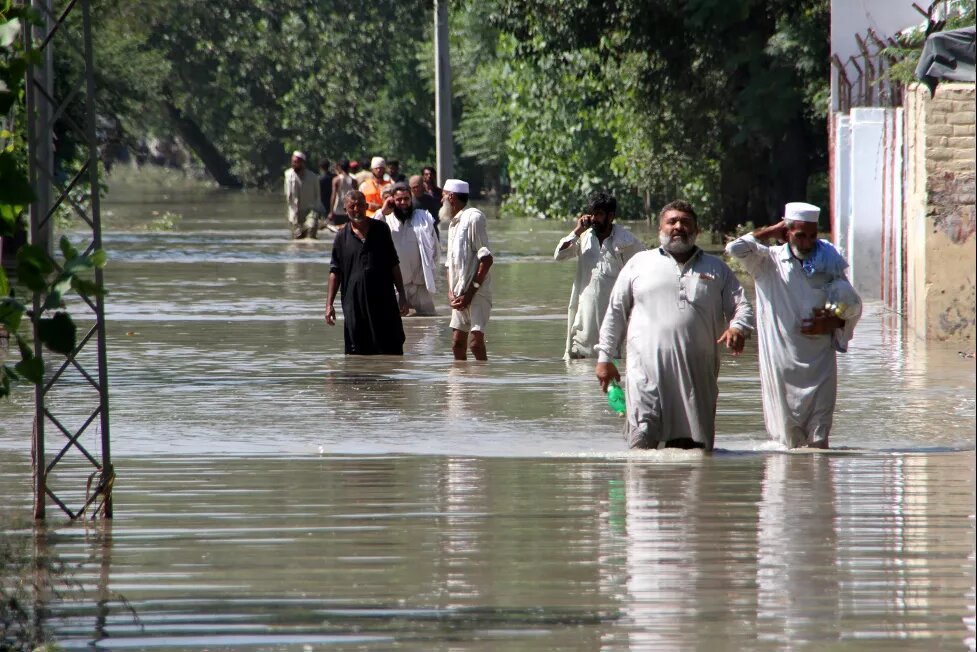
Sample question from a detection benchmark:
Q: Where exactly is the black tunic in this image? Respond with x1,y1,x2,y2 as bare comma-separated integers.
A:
329,220,406,355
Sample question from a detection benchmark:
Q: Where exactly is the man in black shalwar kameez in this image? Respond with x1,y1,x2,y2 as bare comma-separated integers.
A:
325,191,409,355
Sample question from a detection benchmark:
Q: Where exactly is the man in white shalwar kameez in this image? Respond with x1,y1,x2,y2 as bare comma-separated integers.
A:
375,183,439,315
726,202,862,449
555,191,643,359
444,179,494,361
284,151,322,240
596,200,754,451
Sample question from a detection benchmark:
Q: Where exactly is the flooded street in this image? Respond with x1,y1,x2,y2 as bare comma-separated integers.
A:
1,173,975,650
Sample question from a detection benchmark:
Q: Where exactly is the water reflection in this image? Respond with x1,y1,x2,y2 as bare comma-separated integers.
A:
757,455,840,645
0,452,973,649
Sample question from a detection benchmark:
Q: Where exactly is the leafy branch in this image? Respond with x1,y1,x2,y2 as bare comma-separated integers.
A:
0,2,108,398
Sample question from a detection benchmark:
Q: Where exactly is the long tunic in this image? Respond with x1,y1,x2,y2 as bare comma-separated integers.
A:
725,235,862,447
284,168,321,225
596,248,754,450
555,224,644,359
378,209,439,293
446,207,492,299
329,221,406,355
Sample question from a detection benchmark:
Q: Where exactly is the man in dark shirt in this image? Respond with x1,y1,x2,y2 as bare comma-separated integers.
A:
325,190,409,355
388,159,406,183
410,174,441,240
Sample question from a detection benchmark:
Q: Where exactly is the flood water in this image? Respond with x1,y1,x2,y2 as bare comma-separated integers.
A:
1,171,975,650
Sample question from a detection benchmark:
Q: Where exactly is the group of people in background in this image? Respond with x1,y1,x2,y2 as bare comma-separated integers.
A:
290,151,864,454
284,151,443,241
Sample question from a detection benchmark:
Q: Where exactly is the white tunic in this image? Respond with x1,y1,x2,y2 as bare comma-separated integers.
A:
597,248,754,449
284,168,321,224
554,224,644,359
378,209,439,292
446,207,492,299
725,234,862,447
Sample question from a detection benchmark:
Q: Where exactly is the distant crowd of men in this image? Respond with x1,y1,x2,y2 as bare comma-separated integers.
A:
284,152,863,453
284,152,442,240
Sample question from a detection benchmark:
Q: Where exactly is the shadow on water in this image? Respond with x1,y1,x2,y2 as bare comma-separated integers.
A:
0,174,973,650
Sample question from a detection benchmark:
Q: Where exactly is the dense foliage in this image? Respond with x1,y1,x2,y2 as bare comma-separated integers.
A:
57,0,832,227
1,2,107,399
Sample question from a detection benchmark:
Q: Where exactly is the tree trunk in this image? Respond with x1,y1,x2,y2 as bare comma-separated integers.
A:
163,101,242,189
719,142,770,232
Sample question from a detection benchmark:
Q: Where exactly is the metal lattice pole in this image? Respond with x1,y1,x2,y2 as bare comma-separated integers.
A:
25,0,112,520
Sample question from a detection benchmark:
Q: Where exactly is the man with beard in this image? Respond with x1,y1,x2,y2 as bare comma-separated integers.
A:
555,190,644,359
284,151,322,239
325,190,409,355
409,174,442,240
375,183,439,316
726,202,862,449
444,179,494,361
595,200,754,451
360,156,391,217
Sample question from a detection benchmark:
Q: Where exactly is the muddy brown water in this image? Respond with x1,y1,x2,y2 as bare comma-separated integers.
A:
1,172,974,650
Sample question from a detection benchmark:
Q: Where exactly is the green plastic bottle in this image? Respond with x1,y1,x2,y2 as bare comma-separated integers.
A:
607,380,626,415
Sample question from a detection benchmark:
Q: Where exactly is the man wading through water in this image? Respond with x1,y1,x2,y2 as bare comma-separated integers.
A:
444,179,494,361
595,200,754,451
325,190,409,355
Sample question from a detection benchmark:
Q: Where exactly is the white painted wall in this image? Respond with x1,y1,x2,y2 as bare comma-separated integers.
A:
831,114,852,259
847,108,888,299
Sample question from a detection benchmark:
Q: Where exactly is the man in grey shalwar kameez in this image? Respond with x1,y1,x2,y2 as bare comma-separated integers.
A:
596,201,754,451
555,191,643,359
725,202,862,449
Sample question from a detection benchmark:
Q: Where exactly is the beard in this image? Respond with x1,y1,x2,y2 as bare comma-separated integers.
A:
393,205,411,222
592,220,612,237
659,230,696,254
790,244,812,260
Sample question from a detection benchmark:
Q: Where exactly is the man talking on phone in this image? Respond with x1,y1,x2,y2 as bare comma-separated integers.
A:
554,190,644,359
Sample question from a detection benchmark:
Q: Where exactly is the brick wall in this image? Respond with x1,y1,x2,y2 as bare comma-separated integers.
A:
903,83,976,343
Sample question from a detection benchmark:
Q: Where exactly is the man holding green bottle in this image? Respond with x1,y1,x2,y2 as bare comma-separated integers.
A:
595,200,754,451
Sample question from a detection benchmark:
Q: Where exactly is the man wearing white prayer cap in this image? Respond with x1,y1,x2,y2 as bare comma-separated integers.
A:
359,156,391,217
726,202,862,449
284,150,323,239
443,178,494,360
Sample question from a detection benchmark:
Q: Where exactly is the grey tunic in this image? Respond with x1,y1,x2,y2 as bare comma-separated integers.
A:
596,247,754,450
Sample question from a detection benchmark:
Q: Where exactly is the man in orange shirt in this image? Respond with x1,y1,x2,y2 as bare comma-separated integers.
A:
359,156,391,217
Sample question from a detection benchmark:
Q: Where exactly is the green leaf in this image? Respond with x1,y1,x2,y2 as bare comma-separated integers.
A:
0,18,20,48
14,354,43,384
0,151,35,205
0,266,7,296
90,249,107,268
38,311,75,355
71,276,106,298
0,365,14,399
58,236,79,261
15,244,52,292
0,202,22,237
0,297,24,331
13,336,42,384
41,275,71,311
63,253,99,274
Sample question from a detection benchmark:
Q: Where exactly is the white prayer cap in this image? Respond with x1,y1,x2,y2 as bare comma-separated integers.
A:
784,202,820,223
443,179,469,194
292,150,306,161
371,156,386,169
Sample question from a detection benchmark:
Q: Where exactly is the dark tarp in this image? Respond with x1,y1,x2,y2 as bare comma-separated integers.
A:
915,25,976,95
